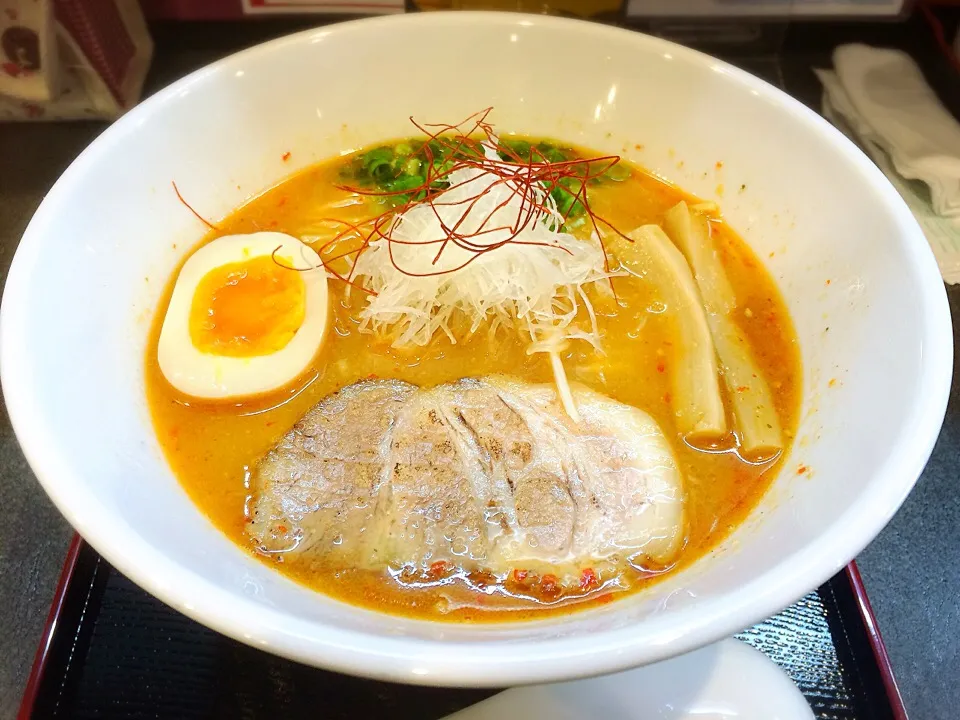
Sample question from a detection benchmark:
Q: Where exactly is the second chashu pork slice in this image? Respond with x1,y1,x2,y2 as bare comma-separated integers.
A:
479,377,684,573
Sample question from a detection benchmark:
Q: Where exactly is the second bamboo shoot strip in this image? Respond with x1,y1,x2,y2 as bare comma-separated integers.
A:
663,201,783,458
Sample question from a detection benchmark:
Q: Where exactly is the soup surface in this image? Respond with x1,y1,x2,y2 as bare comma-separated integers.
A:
147,132,801,622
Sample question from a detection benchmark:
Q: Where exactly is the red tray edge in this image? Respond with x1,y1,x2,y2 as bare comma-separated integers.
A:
845,561,910,720
17,538,907,718
17,533,84,720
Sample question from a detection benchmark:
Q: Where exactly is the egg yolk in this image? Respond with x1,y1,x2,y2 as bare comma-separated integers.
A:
189,255,306,357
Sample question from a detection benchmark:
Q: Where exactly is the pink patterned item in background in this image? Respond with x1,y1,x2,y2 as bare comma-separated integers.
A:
0,0,152,121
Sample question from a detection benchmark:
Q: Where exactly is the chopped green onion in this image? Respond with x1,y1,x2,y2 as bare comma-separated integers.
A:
539,144,569,164
384,175,425,193
502,139,532,160
349,138,598,226
361,147,395,183
603,162,632,182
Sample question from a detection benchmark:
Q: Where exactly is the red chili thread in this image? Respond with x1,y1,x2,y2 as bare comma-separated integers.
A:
171,181,217,231
299,108,632,296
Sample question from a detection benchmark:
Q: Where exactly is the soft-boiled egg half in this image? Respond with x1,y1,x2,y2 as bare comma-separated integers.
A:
158,232,328,400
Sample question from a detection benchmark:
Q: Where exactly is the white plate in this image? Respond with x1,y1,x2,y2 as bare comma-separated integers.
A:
444,639,814,720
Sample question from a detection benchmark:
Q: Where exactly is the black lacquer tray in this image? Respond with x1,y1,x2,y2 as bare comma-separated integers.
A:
18,537,905,719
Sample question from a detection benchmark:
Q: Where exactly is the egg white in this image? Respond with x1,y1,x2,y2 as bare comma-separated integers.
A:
157,232,328,400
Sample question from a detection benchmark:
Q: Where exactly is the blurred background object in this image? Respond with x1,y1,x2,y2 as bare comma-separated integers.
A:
0,0,152,121
142,0,404,18
624,0,906,18
410,0,621,16
0,0,57,103
140,0,910,19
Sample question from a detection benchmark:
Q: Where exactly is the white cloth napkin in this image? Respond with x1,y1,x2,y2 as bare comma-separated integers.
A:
823,43,960,217
816,43,960,283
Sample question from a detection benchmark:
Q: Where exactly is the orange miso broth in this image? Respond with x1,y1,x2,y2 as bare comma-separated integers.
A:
146,136,801,622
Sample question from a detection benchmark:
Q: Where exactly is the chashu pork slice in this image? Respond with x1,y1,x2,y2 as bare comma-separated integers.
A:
247,376,685,578
482,377,684,572
437,378,582,572
365,386,493,569
247,379,415,565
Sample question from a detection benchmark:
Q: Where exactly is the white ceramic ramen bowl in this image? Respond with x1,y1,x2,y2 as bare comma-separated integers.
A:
1,12,951,687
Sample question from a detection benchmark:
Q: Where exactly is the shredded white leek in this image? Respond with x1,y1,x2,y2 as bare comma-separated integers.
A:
350,144,613,352
525,329,581,423
550,351,580,423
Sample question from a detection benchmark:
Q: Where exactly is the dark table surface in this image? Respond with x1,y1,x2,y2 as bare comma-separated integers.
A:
1,13,958,720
